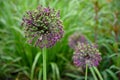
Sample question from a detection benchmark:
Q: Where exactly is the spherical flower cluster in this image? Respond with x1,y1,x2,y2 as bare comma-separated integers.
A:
73,43,102,67
68,32,88,50
22,6,64,48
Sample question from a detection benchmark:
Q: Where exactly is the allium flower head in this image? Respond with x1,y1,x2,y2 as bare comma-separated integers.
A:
68,32,88,50
73,43,102,67
22,6,64,48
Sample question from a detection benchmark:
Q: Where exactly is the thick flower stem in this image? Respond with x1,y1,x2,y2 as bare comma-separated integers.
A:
89,67,98,80
42,48,47,80
85,64,88,80
93,67,103,80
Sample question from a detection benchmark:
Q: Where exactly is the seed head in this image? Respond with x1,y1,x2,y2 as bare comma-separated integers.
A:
68,32,88,50
73,43,102,67
22,6,64,48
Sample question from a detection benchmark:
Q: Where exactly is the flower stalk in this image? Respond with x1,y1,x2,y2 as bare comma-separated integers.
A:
42,48,47,80
93,1,99,42
85,64,88,80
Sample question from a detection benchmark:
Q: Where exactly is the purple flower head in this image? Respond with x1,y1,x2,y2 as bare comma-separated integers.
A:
68,32,88,50
73,43,102,67
22,5,64,48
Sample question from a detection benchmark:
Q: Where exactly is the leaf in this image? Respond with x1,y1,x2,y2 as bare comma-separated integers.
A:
105,69,118,80
50,62,60,80
65,73,85,79
31,52,41,80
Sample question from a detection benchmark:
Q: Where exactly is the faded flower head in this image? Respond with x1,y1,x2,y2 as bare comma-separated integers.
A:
73,43,102,67
22,5,64,48
68,32,88,50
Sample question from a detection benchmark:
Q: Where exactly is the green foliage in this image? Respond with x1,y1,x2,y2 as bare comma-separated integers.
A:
0,0,120,80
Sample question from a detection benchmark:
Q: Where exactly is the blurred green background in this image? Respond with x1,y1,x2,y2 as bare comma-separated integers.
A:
0,0,120,80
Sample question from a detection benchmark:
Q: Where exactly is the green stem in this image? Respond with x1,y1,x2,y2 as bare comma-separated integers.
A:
85,64,88,80
89,67,98,80
42,48,47,80
93,67,103,80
